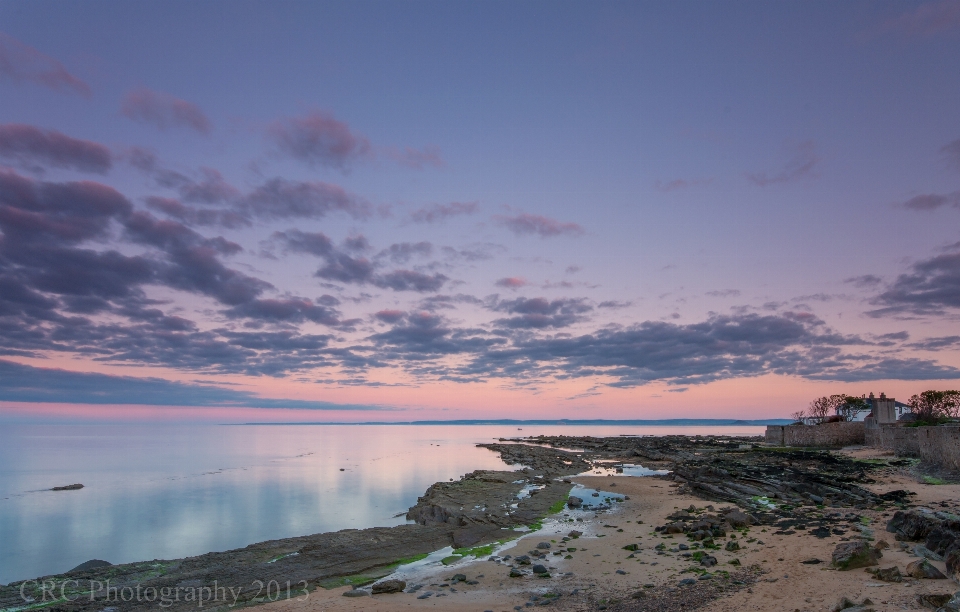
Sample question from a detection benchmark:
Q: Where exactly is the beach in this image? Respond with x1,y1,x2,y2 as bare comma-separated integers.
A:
3,435,958,612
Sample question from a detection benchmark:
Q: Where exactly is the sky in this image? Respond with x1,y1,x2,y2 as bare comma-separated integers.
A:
1,0,960,422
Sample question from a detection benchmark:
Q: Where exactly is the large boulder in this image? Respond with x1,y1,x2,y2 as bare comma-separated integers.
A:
887,510,939,541
567,496,583,508
832,541,882,570
724,510,754,529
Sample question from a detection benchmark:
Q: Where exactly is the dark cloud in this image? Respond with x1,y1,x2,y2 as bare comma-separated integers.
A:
121,88,212,134
868,249,960,316
902,192,960,211
0,32,90,96
376,241,432,264
410,202,477,223
907,335,960,351
145,196,249,229
0,358,383,409
598,300,631,309
706,289,741,298
493,213,585,238
0,124,111,174
374,270,447,292
490,297,592,329
877,331,909,341
374,309,405,324
223,297,342,326
746,141,819,187
268,110,370,170
272,229,335,257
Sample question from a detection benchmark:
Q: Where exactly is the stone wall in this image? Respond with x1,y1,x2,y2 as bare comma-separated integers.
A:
864,423,960,471
764,421,865,448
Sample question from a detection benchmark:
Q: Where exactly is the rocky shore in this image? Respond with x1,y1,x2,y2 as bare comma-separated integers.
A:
3,433,958,612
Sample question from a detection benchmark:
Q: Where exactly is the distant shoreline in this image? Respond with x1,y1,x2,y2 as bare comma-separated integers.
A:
230,418,789,426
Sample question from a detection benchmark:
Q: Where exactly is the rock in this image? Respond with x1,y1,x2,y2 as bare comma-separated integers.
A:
874,540,889,550
567,530,582,538
515,555,531,565
832,541,882,570
725,540,740,551
509,568,523,578
678,578,697,586
832,597,858,611
914,544,945,562
905,559,947,579
67,559,111,573
450,574,467,582
567,496,583,508
51,484,83,491
371,579,406,594
917,593,952,609
871,566,902,582
342,589,368,597
800,558,822,564
887,510,940,541
536,542,551,549
724,510,754,528
700,555,718,567
453,525,497,549
631,590,646,599
623,543,639,551
532,564,548,575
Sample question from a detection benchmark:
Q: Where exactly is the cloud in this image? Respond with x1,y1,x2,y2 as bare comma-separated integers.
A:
495,277,529,290
902,192,960,211
490,297,592,329
598,300,631,309
274,230,448,292
0,32,90,96
0,359,382,409
121,88,212,134
0,124,111,174
374,309,405,324
268,110,370,170
223,297,342,327
907,335,960,351
706,289,741,298
376,241,432,264
374,270,448,292
409,201,478,223
493,213,585,237
383,145,444,170
868,249,960,316
844,274,883,289
746,141,819,186
241,178,371,221
876,0,960,37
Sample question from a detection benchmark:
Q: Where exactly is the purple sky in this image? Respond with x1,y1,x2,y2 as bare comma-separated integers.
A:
1,0,960,421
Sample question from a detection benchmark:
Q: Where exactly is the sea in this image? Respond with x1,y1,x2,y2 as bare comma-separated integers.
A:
0,423,765,584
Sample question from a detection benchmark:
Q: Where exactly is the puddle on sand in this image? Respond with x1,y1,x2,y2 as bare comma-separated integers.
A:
579,462,670,477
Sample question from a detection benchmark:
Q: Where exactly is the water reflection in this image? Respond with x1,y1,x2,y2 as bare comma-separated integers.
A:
0,423,762,583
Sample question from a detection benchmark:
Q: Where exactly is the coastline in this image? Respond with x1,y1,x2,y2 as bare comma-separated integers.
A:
3,435,958,612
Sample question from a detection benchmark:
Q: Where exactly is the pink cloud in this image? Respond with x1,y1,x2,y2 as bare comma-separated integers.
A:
268,110,370,170
877,0,960,37
0,32,90,96
0,123,111,173
121,88,212,134
383,144,445,169
493,213,585,237
495,277,529,290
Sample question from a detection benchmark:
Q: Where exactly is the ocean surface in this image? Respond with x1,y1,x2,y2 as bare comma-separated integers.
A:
0,423,764,584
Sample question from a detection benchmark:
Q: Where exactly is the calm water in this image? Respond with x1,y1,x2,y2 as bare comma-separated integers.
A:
0,424,763,584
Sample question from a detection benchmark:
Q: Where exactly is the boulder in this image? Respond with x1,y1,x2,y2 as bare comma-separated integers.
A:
371,579,406,594
831,541,882,570
906,559,946,579
699,555,718,568
887,510,939,541
452,525,497,549
567,530,582,538
725,540,740,552
51,484,83,491
532,564,548,575
724,510,754,528
567,496,583,508
536,542,551,549
917,593,952,609
342,589,368,597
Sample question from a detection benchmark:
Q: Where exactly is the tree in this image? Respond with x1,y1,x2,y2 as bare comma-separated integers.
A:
838,396,869,422
790,410,807,425
908,390,960,423
808,397,832,423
